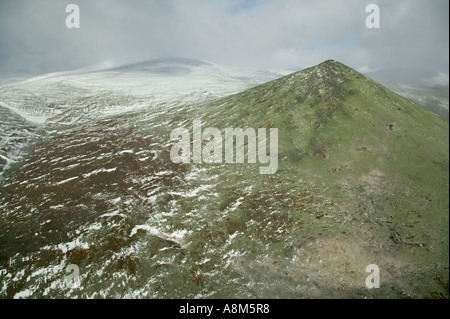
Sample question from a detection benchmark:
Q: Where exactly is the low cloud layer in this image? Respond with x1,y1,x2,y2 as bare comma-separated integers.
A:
0,0,448,86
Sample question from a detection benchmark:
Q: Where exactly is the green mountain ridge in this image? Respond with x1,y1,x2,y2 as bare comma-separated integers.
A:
190,59,448,200
181,59,450,297
200,59,447,167
0,59,448,299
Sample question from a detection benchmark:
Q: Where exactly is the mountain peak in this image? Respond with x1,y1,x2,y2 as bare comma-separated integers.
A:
320,59,338,65
202,58,447,166
109,57,212,75
266,59,368,102
304,59,356,76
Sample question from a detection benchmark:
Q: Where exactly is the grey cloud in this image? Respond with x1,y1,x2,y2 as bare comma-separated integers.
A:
0,0,448,86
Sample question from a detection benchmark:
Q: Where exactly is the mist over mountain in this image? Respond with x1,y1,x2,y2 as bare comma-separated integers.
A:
381,82,449,120
0,58,287,178
0,59,448,299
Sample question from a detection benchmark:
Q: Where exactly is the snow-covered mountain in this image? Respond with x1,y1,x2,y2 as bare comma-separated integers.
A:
0,58,288,179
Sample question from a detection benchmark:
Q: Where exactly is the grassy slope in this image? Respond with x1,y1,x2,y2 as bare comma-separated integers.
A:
188,60,449,298
0,60,448,298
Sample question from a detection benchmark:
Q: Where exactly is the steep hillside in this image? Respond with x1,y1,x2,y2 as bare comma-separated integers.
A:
188,59,449,298
0,60,448,299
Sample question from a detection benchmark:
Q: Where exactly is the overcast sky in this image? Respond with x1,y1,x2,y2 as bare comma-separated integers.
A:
0,0,448,86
